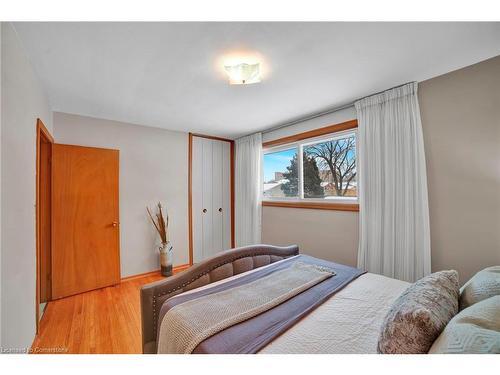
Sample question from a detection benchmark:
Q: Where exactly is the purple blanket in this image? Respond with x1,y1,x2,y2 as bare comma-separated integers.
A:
157,255,365,354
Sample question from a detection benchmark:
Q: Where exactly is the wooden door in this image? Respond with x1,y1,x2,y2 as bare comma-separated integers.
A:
52,144,120,299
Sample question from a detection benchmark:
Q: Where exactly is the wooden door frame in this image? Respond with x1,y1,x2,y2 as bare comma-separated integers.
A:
35,118,54,334
188,133,235,265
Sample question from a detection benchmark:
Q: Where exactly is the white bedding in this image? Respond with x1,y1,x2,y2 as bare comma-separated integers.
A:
260,272,409,353
172,256,410,354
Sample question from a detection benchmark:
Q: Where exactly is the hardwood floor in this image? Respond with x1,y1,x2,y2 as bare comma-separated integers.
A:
31,272,166,354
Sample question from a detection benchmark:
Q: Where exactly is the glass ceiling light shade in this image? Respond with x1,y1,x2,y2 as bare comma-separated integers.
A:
224,62,261,85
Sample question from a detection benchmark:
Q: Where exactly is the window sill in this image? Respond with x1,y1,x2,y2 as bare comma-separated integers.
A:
262,200,359,212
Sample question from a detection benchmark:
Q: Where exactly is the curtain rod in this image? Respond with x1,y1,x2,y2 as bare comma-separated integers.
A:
261,81,414,136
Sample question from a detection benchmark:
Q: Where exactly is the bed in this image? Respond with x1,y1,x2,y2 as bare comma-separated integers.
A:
140,244,410,354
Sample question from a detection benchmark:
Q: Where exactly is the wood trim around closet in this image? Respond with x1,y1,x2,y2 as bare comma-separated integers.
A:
188,133,235,266
262,119,358,149
188,133,193,265
190,133,234,143
230,142,235,248
35,118,54,335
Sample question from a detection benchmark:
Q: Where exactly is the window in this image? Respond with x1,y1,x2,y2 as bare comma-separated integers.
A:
262,129,357,204
263,148,298,199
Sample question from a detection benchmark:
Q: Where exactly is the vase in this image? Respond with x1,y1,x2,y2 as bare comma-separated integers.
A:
159,242,173,277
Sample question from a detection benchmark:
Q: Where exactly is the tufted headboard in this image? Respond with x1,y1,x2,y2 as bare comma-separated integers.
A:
140,244,299,353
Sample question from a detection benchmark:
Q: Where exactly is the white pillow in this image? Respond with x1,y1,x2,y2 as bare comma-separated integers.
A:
460,266,500,310
429,295,500,354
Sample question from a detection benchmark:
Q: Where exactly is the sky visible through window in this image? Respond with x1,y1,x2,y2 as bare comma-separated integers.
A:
263,148,296,182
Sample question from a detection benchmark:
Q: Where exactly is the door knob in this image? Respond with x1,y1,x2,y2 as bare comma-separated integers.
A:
202,208,207,213
218,208,222,212
112,221,119,227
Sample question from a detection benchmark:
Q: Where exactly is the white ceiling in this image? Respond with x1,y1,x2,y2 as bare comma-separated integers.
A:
13,22,500,139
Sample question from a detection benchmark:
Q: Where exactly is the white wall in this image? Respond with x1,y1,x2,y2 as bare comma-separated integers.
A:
262,58,500,284
54,112,189,277
263,207,359,267
1,23,53,349
419,56,500,283
262,106,360,264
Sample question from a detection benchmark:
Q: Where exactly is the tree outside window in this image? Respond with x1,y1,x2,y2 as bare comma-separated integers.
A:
304,136,356,197
281,153,325,198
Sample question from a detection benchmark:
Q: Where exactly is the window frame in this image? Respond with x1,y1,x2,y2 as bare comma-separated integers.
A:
261,120,359,211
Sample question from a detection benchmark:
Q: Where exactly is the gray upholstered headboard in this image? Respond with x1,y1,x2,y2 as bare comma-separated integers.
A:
140,244,299,353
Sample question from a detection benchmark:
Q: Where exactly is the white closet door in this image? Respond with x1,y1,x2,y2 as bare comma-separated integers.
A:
212,140,224,254
221,141,232,250
192,136,204,263
201,138,213,259
192,136,233,264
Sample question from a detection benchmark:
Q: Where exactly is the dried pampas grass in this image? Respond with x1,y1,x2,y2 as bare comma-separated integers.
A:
147,202,169,244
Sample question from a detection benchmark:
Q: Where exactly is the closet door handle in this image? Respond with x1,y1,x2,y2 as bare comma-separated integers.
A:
218,208,222,213
202,208,207,213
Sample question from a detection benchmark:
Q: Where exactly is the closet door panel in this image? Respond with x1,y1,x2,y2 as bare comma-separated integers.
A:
192,136,204,263
212,140,224,255
222,141,232,250
191,135,233,264
201,138,213,259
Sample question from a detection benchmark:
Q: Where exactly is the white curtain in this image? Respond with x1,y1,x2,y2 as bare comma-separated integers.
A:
355,82,431,282
235,132,262,247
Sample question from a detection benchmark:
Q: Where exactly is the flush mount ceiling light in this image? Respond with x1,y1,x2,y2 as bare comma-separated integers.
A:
224,62,261,85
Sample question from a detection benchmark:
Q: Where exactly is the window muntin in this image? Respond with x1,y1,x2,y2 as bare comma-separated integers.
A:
262,131,357,202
